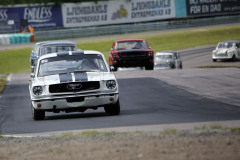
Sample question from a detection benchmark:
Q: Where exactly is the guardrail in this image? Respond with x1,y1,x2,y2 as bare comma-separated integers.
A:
32,15,240,41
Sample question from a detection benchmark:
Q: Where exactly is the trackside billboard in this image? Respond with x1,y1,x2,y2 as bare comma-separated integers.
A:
186,0,240,16
62,0,176,27
0,4,63,32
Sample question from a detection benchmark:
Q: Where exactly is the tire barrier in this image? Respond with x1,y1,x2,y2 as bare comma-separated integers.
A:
0,33,35,45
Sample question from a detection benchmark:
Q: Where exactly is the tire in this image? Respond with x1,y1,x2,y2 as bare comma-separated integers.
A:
180,63,183,69
145,64,154,70
32,103,45,120
104,99,120,115
232,55,236,62
212,59,217,62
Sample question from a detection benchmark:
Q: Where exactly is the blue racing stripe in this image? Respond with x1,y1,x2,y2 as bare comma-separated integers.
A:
72,51,84,55
74,72,88,82
57,52,69,57
59,73,72,83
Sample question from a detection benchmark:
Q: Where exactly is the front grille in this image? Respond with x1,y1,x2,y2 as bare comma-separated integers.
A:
120,52,146,57
49,81,100,93
216,53,228,57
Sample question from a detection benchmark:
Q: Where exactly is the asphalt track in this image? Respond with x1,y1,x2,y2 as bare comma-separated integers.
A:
0,45,240,135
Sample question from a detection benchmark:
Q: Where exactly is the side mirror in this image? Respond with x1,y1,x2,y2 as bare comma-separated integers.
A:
31,73,35,78
111,48,113,51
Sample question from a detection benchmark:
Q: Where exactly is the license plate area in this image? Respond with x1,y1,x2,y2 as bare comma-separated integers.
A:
66,97,84,103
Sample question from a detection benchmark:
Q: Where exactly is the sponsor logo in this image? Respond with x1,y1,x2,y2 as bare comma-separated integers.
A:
0,9,8,21
66,83,82,90
111,5,128,20
24,6,52,23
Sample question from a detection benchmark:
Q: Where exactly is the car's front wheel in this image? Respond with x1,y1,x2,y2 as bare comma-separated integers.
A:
212,59,217,62
232,55,236,62
32,104,45,120
104,99,120,115
145,64,154,70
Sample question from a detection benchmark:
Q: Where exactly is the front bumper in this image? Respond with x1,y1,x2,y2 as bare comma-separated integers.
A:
212,53,232,60
32,91,119,110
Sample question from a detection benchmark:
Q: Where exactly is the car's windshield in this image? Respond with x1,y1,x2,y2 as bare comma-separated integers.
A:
156,54,173,59
115,41,148,50
38,54,108,77
217,42,234,49
39,45,76,56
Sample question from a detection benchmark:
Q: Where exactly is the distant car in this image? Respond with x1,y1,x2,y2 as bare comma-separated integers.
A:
109,39,154,71
154,51,182,69
29,50,120,120
212,40,240,62
30,40,77,71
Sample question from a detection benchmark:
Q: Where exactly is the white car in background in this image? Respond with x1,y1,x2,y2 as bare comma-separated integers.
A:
29,50,120,120
154,51,182,69
212,40,240,62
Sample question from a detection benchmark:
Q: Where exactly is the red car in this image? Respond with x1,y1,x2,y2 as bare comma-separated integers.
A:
109,39,154,71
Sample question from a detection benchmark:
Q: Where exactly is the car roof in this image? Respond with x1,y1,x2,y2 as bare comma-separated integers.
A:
115,39,146,42
220,40,240,43
156,51,177,54
35,40,76,46
38,50,103,60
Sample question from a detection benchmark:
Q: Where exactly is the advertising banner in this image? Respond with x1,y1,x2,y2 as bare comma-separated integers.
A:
186,0,240,16
62,0,176,28
0,4,63,32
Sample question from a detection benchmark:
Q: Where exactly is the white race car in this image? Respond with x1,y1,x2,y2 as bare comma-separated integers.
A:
212,40,240,62
29,50,120,120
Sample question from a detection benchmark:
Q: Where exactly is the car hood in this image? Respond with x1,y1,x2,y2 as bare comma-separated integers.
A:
34,72,115,86
216,48,231,53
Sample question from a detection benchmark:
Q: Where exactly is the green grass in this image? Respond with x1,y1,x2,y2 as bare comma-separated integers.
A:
76,25,240,56
159,128,177,135
0,76,7,93
0,48,32,74
1,25,240,74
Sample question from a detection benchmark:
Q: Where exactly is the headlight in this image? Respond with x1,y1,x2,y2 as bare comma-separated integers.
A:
106,80,116,90
227,51,231,56
212,51,216,55
33,86,43,95
147,51,154,56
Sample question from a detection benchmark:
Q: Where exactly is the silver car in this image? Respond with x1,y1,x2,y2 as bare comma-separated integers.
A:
154,51,182,69
29,50,120,120
212,40,240,62
30,40,78,71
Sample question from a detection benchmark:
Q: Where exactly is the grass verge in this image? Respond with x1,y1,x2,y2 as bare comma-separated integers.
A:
0,25,240,74
55,126,240,138
0,76,7,94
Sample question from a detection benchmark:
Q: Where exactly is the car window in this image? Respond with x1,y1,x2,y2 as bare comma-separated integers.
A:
39,45,76,56
156,54,173,59
236,43,240,48
217,42,234,49
38,54,108,77
115,41,148,50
